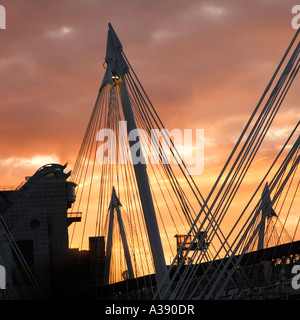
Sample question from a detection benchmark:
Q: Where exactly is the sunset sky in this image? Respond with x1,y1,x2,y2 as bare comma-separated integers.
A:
0,1,299,254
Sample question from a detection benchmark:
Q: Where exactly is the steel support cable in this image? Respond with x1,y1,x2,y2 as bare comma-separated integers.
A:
267,150,299,248
271,137,299,202
116,147,141,262
122,179,153,288
97,112,111,236
84,95,109,240
207,177,291,299
79,106,105,250
228,151,298,293
117,212,134,292
264,136,299,201
156,31,300,300
268,144,297,219
94,158,115,292
170,223,233,299
204,135,300,297
179,34,300,290
98,90,120,263
277,179,299,246
209,43,300,242
126,75,192,215
70,91,102,182
70,87,108,243
174,160,258,301
208,140,300,299
271,153,299,250
179,96,290,288
70,94,101,193
95,150,110,235
98,86,121,237
122,163,156,279
115,87,166,284
278,203,300,291
174,115,272,300
94,86,116,240
131,92,234,264
125,77,209,225
114,89,156,277
92,85,112,238
212,153,300,300
123,27,300,214
282,213,300,274
70,87,107,247
192,32,300,252
292,217,300,242
125,73,199,229
69,28,298,296
244,218,260,253
171,126,298,298
132,107,223,276
203,62,298,262
124,72,207,210
125,72,233,268
123,75,215,268
71,86,108,183
84,87,110,243
148,179,176,256
159,101,274,298
109,87,156,285
122,173,151,277
125,80,189,233
0,215,44,299
147,161,184,236
99,148,111,236
126,75,229,271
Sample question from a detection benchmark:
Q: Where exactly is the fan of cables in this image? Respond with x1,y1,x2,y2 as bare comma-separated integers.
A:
155,27,300,300
68,25,213,289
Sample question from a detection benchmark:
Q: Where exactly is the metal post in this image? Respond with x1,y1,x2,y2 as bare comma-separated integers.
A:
104,187,135,284
257,183,275,251
119,81,169,291
113,188,134,280
257,213,266,251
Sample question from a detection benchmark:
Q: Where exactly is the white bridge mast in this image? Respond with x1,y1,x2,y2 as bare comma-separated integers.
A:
104,187,134,285
102,23,169,294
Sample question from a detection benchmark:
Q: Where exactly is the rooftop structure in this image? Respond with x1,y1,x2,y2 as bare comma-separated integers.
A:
0,163,80,298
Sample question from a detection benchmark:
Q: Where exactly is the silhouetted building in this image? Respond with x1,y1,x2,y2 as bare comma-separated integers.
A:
0,163,105,299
